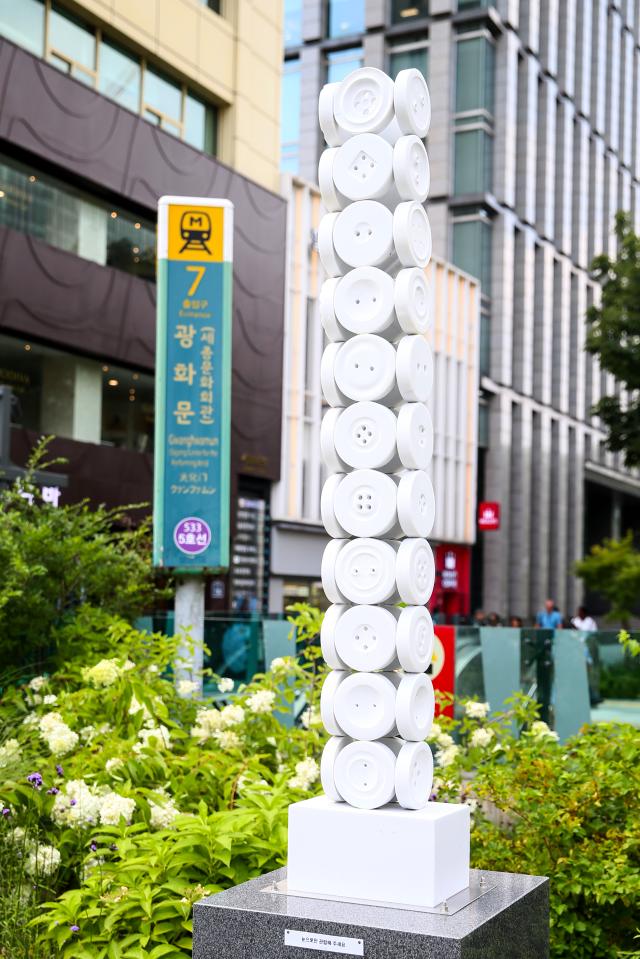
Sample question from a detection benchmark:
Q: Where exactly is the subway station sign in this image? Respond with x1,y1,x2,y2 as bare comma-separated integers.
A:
153,196,233,570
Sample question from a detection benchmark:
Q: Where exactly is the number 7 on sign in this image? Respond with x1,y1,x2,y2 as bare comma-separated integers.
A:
186,265,206,296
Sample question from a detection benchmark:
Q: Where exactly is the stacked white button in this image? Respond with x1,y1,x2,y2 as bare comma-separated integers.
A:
318,67,436,811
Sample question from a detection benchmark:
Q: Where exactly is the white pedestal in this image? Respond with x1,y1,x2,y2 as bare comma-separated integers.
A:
288,795,470,909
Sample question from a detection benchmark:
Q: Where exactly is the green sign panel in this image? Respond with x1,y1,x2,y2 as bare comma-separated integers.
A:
153,196,233,570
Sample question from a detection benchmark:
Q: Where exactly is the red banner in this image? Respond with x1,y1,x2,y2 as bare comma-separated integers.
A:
432,625,455,717
478,501,500,530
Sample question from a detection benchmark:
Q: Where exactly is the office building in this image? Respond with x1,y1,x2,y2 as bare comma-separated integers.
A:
279,0,640,619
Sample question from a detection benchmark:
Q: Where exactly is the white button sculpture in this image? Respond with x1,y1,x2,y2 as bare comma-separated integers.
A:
288,67,470,910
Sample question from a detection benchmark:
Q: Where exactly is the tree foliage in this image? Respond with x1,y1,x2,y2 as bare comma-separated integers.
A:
586,212,640,466
575,532,640,625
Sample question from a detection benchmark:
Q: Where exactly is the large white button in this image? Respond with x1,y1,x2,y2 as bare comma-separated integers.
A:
395,741,433,810
396,403,434,469
396,605,434,672
320,736,350,802
333,201,394,269
318,212,346,277
335,402,398,470
333,672,397,740
318,148,346,212
334,604,398,672
322,538,348,604
321,407,348,472
396,335,433,402
320,278,347,342
335,469,398,537
333,740,396,809
321,342,348,407
334,267,395,336
318,82,343,146
335,538,397,605
334,334,396,402
320,604,349,670
396,673,435,741
393,136,430,202
321,473,348,538
395,268,431,335
394,69,431,139
396,538,435,605
333,68,395,137
333,133,394,202
397,470,435,537
393,202,432,268
321,669,348,736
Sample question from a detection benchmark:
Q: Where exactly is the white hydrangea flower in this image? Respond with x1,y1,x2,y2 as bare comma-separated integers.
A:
106,758,124,774
465,701,490,720
24,843,61,878
464,797,479,813
128,696,152,722
149,796,180,829
28,676,47,692
85,659,121,688
287,757,320,790
30,694,42,705
122,660,136,671
436,732,455,749
246,690,276,715
148,664,159,674
470,727,494,749
220,704,245,727
269,657,288,672
212,729,242,750
436,744,460,767
99,793,136,826
39,712,64,734
177,679,198,698
530,720,559,741
217,677,234,693
133,725,171,754
0,739,20,768
426,722,442,741
300,706,321,729
39,713,78,756
51,779,103,827
42,694,58,705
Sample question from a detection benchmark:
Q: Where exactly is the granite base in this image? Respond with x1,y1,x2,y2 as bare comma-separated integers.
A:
193,866,549,959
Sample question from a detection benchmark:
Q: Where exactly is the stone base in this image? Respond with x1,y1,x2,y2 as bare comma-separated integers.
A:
193,866,549,959
288,795,470,908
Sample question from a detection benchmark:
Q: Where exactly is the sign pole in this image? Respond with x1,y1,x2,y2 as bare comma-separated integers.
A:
154,197,233,693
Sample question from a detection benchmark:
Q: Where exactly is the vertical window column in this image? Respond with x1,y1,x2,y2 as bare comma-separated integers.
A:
453,30,495,196
281,58,302,173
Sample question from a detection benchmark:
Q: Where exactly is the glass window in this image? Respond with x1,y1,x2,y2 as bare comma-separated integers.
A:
284,0,302,46
0,0,44,56
327,46,364,84
281,58,301,172
99,39,140,113
389,44,428,81
454,128,493,194
49,3,96,81
452,213,492,294
106,211,155,281
458,0,488,8
143,65,182,132
184,93,216,153
391,1,429,23
198,0,221,11
101,363,154,452
455,35,495,115
328,0,365,38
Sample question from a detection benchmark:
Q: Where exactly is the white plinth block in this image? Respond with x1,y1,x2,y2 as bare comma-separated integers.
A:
288,795,470,908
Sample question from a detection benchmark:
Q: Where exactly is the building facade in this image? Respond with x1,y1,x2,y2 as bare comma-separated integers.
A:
270,175,480,619
0,0,287,614
280,0,640,620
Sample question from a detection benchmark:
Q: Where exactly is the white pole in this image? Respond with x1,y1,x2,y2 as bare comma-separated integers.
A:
175,576,205,695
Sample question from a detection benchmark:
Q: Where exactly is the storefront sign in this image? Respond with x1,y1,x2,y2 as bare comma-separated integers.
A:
478,501,500,530
153,197,233,569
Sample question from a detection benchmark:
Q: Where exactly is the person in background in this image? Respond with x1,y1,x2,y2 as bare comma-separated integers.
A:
509,615,523,628
536,598,563,629
486,611,503,627
571,606,597,631
473,609,486,627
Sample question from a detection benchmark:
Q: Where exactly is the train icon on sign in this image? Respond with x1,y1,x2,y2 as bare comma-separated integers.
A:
179,210,212,253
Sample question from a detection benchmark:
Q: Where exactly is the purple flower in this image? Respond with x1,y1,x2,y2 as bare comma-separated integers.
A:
1,808,10,817
109,843,117,851
69,799,77,806
69,924,79,933
56,765,64,777
90,842,97,852
27,772,43,789
47,787,60,795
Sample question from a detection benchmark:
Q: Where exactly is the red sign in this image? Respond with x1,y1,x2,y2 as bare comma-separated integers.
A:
478,501,500,530
431,625,455,718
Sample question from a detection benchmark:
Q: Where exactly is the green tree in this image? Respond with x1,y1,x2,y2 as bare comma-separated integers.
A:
586,212,640,466
575,532,640,625
0,439,163,671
